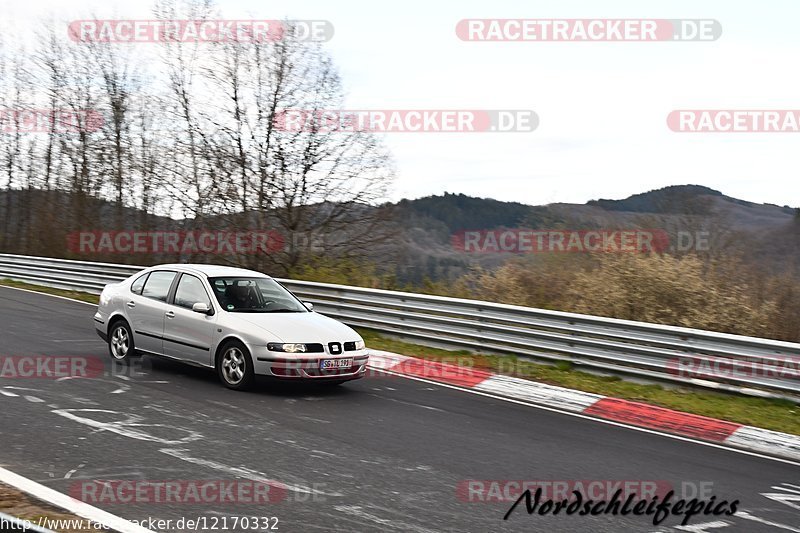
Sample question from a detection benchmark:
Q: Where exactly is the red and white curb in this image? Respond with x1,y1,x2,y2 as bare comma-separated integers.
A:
368,350,800,462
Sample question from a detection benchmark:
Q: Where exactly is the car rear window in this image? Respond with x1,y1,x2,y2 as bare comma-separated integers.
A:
130,273,149,295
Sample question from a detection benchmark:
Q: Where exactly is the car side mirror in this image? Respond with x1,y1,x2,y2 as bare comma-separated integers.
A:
303,301,314,311
192,302,213,315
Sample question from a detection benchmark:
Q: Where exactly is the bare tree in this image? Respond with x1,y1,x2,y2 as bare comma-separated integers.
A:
0,1,396,275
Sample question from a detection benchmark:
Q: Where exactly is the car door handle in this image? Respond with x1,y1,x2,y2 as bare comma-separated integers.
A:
127,301,136,309
165,311,175,319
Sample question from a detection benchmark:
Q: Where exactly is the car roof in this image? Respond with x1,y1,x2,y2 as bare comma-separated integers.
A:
148,264,272,279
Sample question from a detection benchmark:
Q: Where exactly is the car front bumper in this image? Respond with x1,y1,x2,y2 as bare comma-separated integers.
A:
252,349,369,380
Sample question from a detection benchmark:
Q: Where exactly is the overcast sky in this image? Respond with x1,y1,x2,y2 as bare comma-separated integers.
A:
3,0,799,207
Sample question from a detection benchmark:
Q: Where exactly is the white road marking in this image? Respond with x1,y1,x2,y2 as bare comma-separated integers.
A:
310,449,336,457
64,464,85,479
0,465,156,533
57,376,131,396
415,404,442,412
52,409,202,445
772,483,800,494
736,511,800,532
761,483,800,511
0,390,18,397
296,415,331,424
673,520,730,531
158,448,341,497
23,396,44,403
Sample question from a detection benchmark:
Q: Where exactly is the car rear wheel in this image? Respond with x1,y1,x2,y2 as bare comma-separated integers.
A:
108,320,135,364
217,341,255,391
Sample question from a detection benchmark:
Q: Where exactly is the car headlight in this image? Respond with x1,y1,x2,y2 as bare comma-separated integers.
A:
354,340,366,350
268,343,307,353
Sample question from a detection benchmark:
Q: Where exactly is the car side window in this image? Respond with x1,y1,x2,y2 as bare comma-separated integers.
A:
130,273,149,295
174,274,212,310
141,271,176,302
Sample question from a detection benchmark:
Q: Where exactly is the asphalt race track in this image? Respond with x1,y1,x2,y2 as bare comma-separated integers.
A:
0,286,798,532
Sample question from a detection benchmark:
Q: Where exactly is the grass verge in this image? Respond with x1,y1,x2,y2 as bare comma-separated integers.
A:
2,279,796,436
0,279,99,304
357,328,800,436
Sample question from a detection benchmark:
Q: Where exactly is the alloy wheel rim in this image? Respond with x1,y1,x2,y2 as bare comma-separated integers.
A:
111,327,129,359
222,348,245,384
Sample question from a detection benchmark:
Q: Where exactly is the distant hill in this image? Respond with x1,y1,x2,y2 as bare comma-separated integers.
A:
1,185,798,284
390,185,799,283
395,193,536,232
586,185,723,214
585,184,796,217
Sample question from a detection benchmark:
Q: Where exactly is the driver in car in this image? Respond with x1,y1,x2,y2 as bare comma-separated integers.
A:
227,284,259,309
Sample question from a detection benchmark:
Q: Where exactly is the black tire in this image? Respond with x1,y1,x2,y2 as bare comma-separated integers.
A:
107,319,135,365
216,340,255,391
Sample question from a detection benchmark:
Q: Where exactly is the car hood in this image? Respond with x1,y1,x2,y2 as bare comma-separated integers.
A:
233,311,359,343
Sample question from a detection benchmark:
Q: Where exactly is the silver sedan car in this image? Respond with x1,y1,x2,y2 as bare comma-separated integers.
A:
94,264,369,389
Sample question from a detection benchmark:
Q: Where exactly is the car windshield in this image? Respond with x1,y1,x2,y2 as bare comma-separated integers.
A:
209,277,307,313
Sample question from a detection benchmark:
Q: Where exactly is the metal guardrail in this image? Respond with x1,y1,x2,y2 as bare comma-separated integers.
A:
1,253,798,400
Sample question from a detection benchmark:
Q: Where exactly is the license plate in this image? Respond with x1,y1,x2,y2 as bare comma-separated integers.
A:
320,358,353,370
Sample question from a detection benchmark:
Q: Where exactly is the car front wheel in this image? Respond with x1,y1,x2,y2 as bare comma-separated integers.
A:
217,341,255,391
